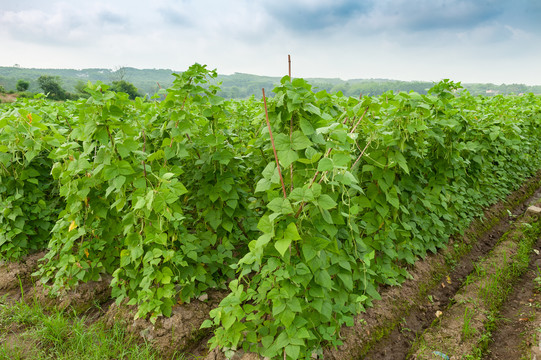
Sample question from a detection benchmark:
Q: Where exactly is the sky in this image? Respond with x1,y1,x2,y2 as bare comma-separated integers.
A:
1,0,540,85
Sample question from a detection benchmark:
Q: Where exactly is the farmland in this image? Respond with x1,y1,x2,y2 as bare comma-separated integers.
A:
1,64,541,359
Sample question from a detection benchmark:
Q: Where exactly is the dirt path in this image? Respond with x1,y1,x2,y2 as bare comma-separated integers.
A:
483,238,541,359
325,174,541,360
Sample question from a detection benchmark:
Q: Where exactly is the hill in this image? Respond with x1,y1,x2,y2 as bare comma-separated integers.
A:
1,66,540,98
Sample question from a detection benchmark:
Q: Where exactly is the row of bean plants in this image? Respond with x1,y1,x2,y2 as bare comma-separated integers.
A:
1,64,540,359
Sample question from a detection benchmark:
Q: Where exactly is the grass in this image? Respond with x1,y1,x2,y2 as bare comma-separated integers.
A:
461,215,541,359
461,307,476,341
0,294,170,360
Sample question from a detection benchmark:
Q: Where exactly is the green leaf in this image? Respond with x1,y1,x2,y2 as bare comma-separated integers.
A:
257,215,273,233
315,269,332,289
386,187,400,209
267,198,294,215
255,178,272,193
162,172,175,180
284,223,301,241
275,237,292,256
278,149,298,168
317,157,333,171
285,344,300,360
262,162,276,179
209,95,224,105
332,152,350,167
337,272,353,291
302,243,317,262
317,194,337,210
117,161,135,175
112,176,126,190
161,266,173,284
304,147,322,164
299,118,315,136
281,309,295,328
134,196,146,210
291,131,312,150
392,151,410,174
274,133,290,151
117,138,139,158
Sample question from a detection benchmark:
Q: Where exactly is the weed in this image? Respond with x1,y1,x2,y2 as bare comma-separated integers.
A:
0,299,166,360
461,307,476,341
533,266,541,292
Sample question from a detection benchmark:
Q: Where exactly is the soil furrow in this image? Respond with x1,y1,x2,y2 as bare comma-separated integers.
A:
483,233,541,359
326,173,541,360
409,203,541,359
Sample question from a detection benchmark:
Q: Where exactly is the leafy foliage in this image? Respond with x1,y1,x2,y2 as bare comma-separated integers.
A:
37,75,67,100
1,66,541,359
16,80,30,92
0,98,65,259
110,80,141,100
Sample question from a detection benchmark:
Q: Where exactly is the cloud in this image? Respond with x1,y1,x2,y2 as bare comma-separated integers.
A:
1,0,540,85
158,6,193,27
0,3,130,46
263,0,375,32
97,10,129,27
385,0,504,32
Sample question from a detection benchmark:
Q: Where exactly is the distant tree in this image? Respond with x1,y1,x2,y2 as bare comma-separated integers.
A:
16,79,30,92
0,84,5,93
110,80,141,99
111,66,127,82
37,75,66,100
74,80,88,94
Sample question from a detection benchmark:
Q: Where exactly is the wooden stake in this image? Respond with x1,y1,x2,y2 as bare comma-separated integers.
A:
262,88,287,199
288,54,294,191
288,54,291,80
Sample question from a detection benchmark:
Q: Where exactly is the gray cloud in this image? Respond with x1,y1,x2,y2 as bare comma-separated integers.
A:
0,3,134,46
387,0,504,32
1,0,540,85
97,10,129,26
263,0,375,32
158,6,193,27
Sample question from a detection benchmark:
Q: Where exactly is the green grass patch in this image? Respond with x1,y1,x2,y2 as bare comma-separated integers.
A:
0,296,174,360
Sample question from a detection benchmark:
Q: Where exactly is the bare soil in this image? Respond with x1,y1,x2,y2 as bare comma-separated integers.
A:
103,289,228,359
483,237,541,360
0,93,18,103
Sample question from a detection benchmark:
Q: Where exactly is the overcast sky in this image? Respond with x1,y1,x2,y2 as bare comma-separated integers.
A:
1,0,540,85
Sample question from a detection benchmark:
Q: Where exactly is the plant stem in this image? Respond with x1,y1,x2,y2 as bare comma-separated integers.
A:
105,124,121,160
262,88,287,199
350,107,368,134
351,139,372,169
142,129,148,189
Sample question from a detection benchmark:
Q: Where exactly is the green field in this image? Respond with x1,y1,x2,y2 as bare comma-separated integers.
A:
1,64,541,359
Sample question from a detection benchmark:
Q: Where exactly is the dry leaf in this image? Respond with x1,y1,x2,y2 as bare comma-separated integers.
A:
68,220,77,232
436,310,443,318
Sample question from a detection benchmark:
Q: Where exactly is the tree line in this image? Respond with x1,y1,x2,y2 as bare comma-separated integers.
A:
1,66,540,101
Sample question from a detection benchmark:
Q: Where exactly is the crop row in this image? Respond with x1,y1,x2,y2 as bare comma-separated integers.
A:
1,64,541,359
